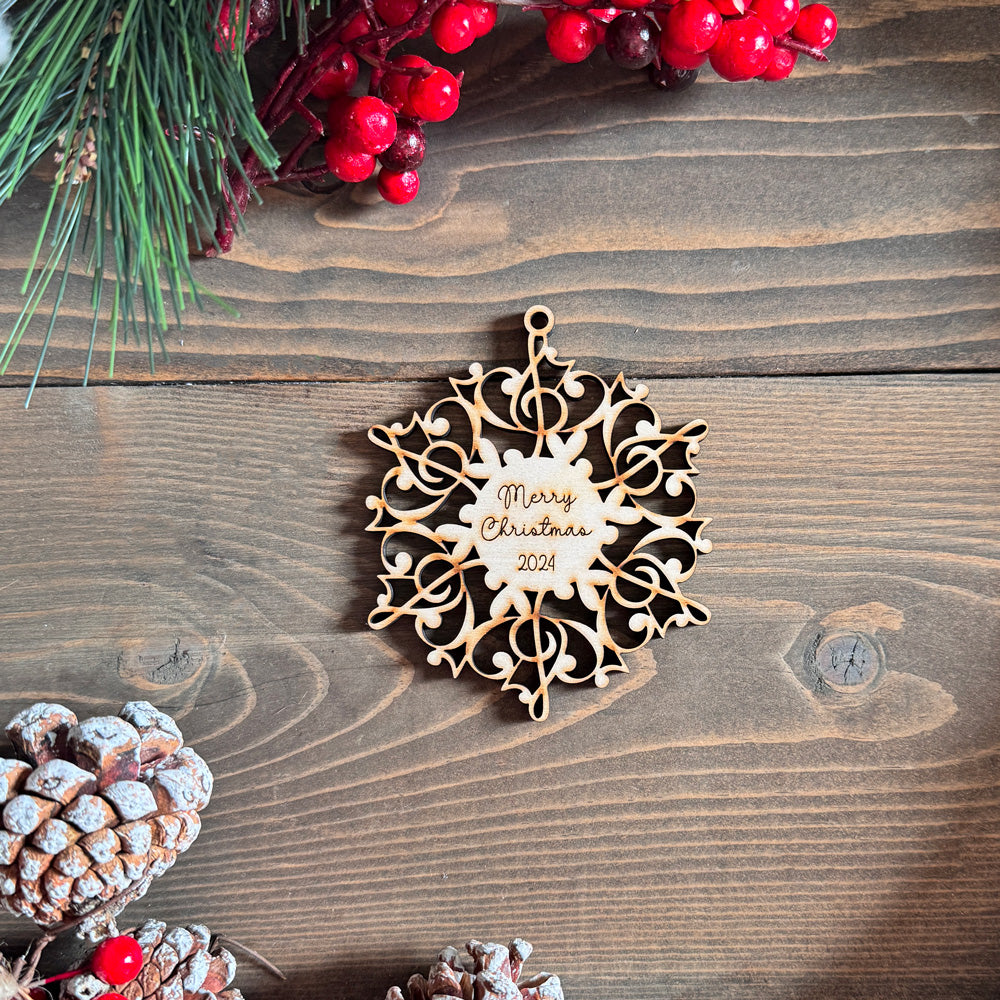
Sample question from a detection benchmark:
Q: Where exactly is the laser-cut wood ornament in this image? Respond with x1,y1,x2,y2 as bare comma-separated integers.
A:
366,307,712,721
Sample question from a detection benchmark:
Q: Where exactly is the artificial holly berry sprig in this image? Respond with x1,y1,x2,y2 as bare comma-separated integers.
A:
208,0,838,252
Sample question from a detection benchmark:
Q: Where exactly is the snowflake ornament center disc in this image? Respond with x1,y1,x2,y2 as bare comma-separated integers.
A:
463,449,626,602
366,306,712,722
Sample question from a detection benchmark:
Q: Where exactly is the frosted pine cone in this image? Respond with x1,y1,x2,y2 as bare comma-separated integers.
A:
61,921,242,1000
0,702,212,930
387,939,564,1000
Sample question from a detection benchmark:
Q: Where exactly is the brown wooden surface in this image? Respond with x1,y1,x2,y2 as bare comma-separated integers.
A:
1,0,999,997
0,0,998,385
1,376,998,998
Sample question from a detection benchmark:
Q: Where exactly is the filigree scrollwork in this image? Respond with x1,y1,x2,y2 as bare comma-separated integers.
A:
367,306,711,721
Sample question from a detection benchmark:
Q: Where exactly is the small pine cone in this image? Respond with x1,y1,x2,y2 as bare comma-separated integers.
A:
0,702,212,930
387,939,564,1000
61,921,242,1000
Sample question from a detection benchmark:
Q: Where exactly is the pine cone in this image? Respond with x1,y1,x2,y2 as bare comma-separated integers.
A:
387,939,564,1000
61,920,242,1000
0,702,212,930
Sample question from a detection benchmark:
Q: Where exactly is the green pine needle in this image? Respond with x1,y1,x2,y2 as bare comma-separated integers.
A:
0,0,287,403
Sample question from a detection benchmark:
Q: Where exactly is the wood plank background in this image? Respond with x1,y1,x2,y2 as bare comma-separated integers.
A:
0,0,998,384
1,0,998,998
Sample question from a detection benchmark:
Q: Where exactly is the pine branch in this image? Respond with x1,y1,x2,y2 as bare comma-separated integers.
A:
0,0,282,403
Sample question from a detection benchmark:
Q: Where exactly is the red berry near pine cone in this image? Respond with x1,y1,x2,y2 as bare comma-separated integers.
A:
324,139,376,182
708,13,773,80
91,936,143,986
377,168,421,204
545,9,598,64
310,52,359,99
749,0,799,35
431,1,476,53
760,44,797,79
407,66,461,122
604,12,659,70
663,0,723,54
792,2,837,47
332,96,397,155
62,920,244,1000
466,0,497,37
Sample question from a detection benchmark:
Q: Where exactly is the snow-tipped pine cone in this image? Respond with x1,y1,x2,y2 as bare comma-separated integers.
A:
387,939,564,1000
0,702,212,929
61,920,242,1000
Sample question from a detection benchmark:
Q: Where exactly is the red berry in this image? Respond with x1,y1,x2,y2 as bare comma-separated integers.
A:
91,936,142,986
324,139,376,182
378,117,426,172
649,61,699,89
340,11,372,42
760,44,797,79
659,37,708,70
213,0,245,53
545,9,598,63
100,994,129,1000
749,0,798,35
333,95,397,155
431,1,476,53
311,52,359,99
612,0,653,10
589,7,618,43
792,3,836,47
604,12,659,69
377,168,421,204
466,0,497,36
408,66,461,122
709,0,746,14
708,13,773,80
373,0,418,25
380,55,430,116
663,0,722,54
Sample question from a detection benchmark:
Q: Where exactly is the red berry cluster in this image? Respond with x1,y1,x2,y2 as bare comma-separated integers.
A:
543,0,836,85
208,0,837,249
306,2,495,204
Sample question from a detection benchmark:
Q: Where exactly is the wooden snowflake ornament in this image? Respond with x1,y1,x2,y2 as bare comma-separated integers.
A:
366,307,712,721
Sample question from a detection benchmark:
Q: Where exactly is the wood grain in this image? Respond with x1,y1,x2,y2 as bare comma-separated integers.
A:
0,376,996,998
0,0,998,387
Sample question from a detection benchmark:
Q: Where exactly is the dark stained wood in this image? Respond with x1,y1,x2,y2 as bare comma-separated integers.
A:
0,0,998,387
0,376,997,998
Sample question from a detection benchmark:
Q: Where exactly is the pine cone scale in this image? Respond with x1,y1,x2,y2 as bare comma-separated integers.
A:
0,702,213,929
389,941,563,1000
65,920,244,1000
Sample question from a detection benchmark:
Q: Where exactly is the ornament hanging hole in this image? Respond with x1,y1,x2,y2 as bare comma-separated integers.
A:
524,305,554,336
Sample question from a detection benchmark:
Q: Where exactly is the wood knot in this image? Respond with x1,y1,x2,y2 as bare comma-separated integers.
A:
116,634,222,687
806,629,884,696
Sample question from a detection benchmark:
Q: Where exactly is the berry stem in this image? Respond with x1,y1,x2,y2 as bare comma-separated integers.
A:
773,33,829,61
